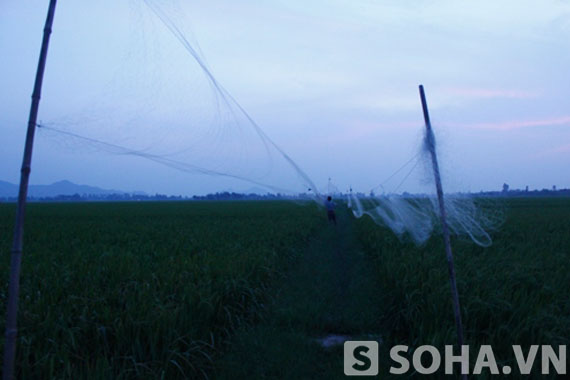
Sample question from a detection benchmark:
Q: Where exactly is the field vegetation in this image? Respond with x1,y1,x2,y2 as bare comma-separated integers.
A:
1,198,568,379
355,197,570,378
0,201,321,378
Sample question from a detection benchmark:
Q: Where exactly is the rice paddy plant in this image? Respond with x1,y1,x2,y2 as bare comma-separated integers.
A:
355,197,570,378
0,201,321,379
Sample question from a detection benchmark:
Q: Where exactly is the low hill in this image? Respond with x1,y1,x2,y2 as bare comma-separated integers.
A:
0,180,126,198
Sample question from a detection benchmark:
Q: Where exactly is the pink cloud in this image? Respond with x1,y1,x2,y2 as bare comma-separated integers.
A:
444,87,539,99
449,116,570,131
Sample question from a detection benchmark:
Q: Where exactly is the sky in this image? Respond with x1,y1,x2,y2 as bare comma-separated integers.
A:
1,0,569,195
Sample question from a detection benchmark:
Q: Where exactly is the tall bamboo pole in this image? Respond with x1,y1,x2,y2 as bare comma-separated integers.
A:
3,1,58,379
418,85,467,379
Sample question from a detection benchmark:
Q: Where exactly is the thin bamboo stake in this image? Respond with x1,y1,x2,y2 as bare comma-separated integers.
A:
3,1,58,379
418,84,467,380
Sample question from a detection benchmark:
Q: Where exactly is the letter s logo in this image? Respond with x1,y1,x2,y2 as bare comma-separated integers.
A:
353,346,372,371
344,341,379,376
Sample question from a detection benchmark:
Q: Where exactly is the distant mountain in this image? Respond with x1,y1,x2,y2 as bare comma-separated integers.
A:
0,180,128,198
0,181,18,198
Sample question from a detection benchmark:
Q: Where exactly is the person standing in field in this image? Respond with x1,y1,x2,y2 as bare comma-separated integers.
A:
325,196,336,225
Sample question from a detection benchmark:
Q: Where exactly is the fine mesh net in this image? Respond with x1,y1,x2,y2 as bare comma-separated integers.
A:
36,0,502,246
347,127,503,247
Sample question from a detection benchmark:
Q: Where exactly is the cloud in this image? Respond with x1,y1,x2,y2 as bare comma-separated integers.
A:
452,116,570,131
444,87,540,99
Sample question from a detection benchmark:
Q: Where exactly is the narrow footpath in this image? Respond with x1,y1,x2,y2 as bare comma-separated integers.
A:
214,207,387,379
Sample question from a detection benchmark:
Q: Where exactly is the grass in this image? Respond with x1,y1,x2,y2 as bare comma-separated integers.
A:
0,201,322,379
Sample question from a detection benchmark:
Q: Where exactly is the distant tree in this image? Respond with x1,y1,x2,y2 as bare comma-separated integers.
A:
502,183,509,193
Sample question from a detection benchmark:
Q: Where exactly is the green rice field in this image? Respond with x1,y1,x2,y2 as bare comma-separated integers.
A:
1,198,569,378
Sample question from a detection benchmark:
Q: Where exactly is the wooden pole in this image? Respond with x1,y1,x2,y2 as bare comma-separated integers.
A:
3,1,58,379
418,85,467,379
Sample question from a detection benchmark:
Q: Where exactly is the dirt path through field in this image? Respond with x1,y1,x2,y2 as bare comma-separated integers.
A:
214,206,386,379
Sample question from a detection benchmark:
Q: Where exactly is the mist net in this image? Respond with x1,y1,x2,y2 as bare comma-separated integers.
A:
37,0,319,197
34,0,500,246
346,126,503,247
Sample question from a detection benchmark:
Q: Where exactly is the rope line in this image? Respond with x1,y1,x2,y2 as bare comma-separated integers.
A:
371,151,421,193
37,124,294,195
